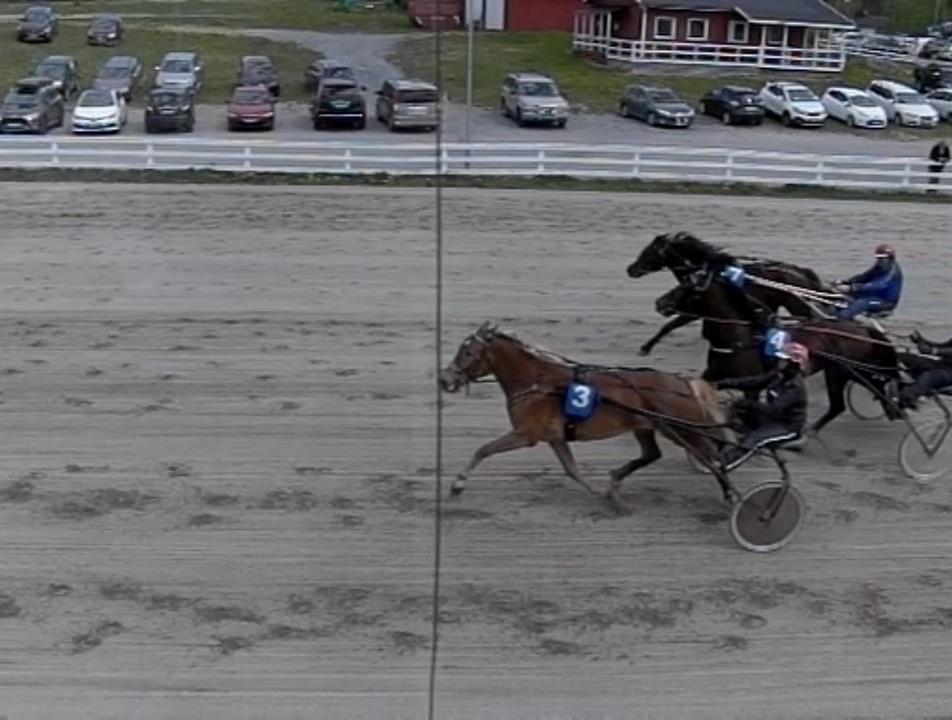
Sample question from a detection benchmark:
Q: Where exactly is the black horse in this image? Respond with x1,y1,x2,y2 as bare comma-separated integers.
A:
655,268,901,434
627,232,829,355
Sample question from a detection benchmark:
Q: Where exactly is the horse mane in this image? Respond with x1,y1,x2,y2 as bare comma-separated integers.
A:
745,258,823,288
494,329,575,367
670,232,736,266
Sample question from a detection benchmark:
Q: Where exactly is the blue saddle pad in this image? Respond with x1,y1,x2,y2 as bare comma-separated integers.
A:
563,382,599,421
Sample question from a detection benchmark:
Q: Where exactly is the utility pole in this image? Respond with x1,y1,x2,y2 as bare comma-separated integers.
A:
464,0,475,144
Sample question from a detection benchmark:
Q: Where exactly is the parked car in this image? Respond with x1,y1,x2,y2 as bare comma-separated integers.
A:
699,85,764,125
236,55,279,97
144,87,195,133
93,55,142,100
17,5,57,43
375,78,438,132
820,87,887,128
619,84,694,128
311,77,367,129
0,77,64,133
226,85,275,131
926,87,952,121
153,52,204,93
86,14,123,46
500,72,569,128
867,79,939,127
71,88,127,134
34,56,80,98
758,81,827,127
305,59,356,92
914,63,952,93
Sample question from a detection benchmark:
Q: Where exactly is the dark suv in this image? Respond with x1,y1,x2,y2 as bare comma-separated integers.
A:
34,56,80,98
0,78,64,133
311,77,367,129
144,87,195,133
17,5,57,43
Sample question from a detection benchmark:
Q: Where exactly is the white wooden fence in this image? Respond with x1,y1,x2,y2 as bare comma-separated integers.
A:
0,136,948,193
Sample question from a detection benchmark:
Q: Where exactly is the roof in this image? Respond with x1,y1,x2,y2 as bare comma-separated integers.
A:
869,79,916,91
631,0,854,27
163,51,197,59
509,72,556,82
391,78,436,89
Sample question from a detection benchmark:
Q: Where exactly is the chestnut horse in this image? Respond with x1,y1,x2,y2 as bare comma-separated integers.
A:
439,322,733,510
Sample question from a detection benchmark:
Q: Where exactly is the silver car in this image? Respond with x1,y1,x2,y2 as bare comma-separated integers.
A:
500,72,569,128
153,52,203,93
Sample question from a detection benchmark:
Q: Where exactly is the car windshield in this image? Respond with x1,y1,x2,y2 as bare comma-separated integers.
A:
519,81,558,97
4,94,38,107
23,9,47,22
396,89,436,103
98,67,130,79
327,66,355,79
848,94,877,107
897,92,925,103
78,91,115,107
232,88,271,103
325,83,357,96
13,83,43,95
244,59,271,70
788,89,817,101
649,90,679,103
36,64,66,79
162,60,192,73
91,18,116,30
151,92,183,105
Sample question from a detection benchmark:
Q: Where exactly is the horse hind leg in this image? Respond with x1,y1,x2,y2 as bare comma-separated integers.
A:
810,368,847,435
452,430,531,496
606,429,662,513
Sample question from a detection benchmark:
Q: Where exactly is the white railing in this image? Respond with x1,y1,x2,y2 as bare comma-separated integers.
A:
0,136,948,193
573,18,845,71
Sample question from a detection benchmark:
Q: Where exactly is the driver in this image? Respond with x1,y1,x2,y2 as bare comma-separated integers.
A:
715,341,809,471
834,244,903,321
896,330,952,410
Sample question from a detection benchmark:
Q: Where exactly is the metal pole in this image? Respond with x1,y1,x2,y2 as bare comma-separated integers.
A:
465,0,474,144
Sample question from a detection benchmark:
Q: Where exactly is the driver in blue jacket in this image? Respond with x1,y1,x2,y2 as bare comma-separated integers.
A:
834,244,903,321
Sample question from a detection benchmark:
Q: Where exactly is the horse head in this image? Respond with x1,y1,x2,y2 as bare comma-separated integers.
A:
440,322,498,393
655,267,713,317
627,232,733,279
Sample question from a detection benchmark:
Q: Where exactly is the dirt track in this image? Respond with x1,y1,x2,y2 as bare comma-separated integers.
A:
0,183,951,719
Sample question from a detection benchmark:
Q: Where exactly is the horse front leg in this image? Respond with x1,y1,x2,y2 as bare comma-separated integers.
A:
810,368,847,435
640,314,696,355
548,440,598,497
451,430,532,496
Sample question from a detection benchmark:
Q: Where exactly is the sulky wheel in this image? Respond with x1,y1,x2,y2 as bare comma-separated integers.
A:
846,380,885,420
898,421,952,482
729,481,805,552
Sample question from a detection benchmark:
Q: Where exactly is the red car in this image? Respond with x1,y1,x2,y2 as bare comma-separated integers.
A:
226,84,274,131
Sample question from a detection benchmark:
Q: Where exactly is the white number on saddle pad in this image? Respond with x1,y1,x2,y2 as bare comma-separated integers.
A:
720,265,747,287
764,328,790,357
564,382,598,421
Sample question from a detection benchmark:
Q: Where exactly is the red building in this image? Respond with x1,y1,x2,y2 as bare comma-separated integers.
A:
573,0,855,72
507,0,587,30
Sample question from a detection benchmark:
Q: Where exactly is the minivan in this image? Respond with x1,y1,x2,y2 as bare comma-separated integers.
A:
375,79,438,132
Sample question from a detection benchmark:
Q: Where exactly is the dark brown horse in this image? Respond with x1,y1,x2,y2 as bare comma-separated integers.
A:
626,232,828,355
655,270,901,434
439,322,733,510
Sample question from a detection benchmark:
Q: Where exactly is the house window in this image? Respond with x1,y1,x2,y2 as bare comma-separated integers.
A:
686,18,709,41
765,25,784,45
653,16,675,40
728,20,749,43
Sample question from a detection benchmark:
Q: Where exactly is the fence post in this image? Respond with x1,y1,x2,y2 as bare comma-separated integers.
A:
902,162,912,188
632,151,640,178
816,161,824,183
243,146,252,170
146,143,154,168
537,150,545,174
344,148,352,173
725,153,734,180
441,148,449,175
50,140,58,166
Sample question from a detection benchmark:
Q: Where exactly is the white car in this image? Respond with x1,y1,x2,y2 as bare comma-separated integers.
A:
867,79,939,127
821,87,887,128
926,87,952,121
758,81,827,127
71,88,127,134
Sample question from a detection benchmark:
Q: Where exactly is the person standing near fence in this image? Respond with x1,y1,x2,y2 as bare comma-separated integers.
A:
928,140,950,193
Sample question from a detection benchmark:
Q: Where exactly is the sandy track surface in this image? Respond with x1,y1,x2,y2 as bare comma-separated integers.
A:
0,184,950,718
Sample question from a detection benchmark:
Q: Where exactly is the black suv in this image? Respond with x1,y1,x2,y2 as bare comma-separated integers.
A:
0,77,64,133
34,56,80,98
144,87,195,133
311,77,367,129
17,5,57,43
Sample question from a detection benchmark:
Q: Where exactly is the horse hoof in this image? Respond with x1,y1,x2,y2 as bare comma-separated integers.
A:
638,346,651,357
450,485,464,497
605,490,634,515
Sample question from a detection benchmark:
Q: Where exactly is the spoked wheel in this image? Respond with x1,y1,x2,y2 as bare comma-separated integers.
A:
846,380,886,420
898,421,952,481
729,482,805,552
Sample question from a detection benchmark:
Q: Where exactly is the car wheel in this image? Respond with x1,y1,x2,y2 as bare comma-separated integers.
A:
387,114,396,132
500,98,509,117
647,111,657,126
722,110,732,125
556,119,566,129
754,118,763,126
847,114,855,127
355,117,366,130
782,111,792,127
37,116,48,135
186,119,195,133
515,108,525,127
619,102,628,118
313,118,323,130
227,122,236,131
145,123,155,134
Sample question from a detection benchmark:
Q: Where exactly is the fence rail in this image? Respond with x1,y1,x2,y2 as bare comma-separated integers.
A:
0,136,948,193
